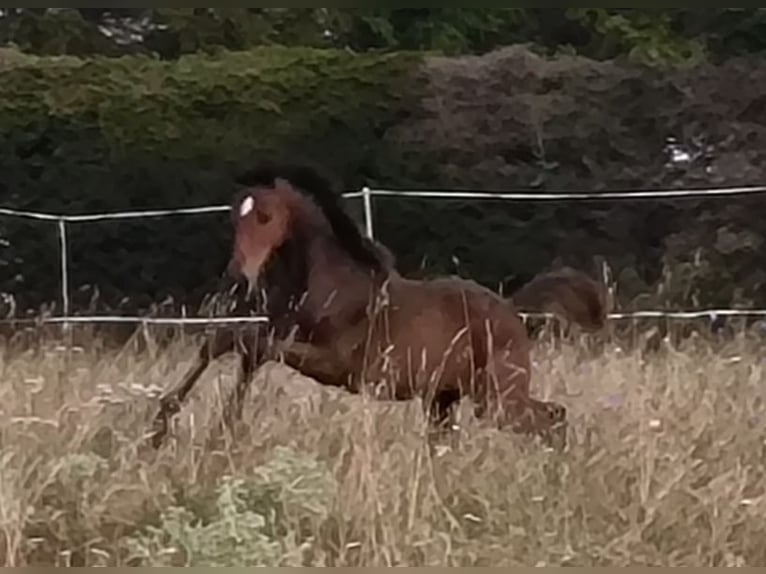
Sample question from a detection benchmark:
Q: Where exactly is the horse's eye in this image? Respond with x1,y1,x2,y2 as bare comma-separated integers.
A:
256,209,271,225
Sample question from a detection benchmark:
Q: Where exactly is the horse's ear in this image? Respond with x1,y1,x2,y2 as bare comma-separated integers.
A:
234,164,273,188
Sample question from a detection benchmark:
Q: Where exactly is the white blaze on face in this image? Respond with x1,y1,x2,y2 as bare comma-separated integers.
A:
234,194,269,284
239,195,255,217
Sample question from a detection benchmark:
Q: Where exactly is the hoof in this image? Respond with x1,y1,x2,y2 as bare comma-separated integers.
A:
148,399,180,449
546,402,567,424
543,401,568,451
148,420,168,449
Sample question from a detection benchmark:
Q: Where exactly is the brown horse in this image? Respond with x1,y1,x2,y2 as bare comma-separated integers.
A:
150,162,607,449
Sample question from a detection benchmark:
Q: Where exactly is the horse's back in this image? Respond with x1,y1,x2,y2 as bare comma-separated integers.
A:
366,275,531,396
391,275,525,327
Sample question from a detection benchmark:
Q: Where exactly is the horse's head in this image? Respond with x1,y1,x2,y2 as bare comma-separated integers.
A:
228,179,296,285
228,161,388,289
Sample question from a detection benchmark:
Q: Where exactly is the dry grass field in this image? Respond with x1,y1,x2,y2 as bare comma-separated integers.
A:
1,323,766,566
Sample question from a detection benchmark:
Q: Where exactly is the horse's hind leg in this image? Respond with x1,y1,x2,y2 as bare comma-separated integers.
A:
476,391,567,450
474,354,568,450
511,397,567,451
424,390,461,451
150,329,236,448
425,390,460,430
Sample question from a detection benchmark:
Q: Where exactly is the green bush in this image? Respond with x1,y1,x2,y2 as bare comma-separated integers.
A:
2,44,766,316
123,446,336,567
0,46,421,314
373,46,766,309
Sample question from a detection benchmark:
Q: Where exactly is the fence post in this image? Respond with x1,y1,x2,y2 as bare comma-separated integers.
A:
57,219,70,323
362,186,375,239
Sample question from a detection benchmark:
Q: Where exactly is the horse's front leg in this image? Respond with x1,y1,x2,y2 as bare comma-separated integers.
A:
218,337,349,439
150,328,247,448
273,340,350,388
219,331,347,421
221,328,267,426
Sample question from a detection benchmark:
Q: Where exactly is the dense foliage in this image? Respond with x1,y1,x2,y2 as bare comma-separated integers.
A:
375,46,766,311
1,10,765,315
0,46,420,314
4,9,766,64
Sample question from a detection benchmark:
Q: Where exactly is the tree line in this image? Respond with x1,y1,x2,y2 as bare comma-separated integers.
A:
1,11,765,317
3,9,766,64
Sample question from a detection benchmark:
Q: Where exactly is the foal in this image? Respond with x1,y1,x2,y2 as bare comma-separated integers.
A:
150,163,606,449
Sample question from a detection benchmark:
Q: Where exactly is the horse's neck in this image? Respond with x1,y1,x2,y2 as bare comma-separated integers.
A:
303,235,379,322
260,231,383,341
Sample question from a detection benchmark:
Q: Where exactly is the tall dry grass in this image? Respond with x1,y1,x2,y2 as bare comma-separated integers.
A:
0,324,765,566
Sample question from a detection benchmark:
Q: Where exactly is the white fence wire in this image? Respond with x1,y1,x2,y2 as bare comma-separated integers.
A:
2,182,766,327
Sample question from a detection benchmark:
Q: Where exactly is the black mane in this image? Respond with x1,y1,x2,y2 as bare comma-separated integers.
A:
235,160,384,272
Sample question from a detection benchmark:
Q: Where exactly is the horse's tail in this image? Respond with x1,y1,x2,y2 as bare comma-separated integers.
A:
510,267,608,332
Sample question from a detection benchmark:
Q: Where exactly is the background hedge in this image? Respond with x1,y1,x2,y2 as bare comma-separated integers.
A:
0,46,421,315
1,44,765,317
